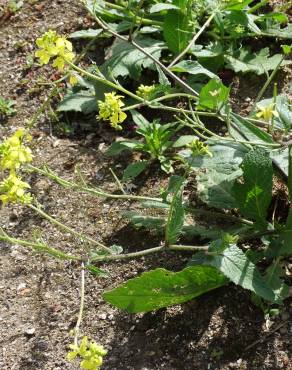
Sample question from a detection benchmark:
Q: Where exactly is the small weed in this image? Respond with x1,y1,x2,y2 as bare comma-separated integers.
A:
0,97,16,119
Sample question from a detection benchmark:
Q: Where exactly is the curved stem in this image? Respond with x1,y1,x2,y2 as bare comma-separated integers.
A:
28,203,113,254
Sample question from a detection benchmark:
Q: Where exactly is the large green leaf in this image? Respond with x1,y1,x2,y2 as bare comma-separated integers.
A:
101,38,165,79
197,168,241,209
189,243,276,302
103,266,228,313
233,148,273,224
163,9,192,53
225,47,289,75
180,143,246,209
180,142,247,173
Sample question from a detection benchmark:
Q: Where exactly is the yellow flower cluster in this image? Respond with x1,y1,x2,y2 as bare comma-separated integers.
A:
35,30,75,71
0,129,33,205
136,84,156,100
0,128,33,170
98,92,127,130
0,174,32,205
187,139,212,157
67,336,107,370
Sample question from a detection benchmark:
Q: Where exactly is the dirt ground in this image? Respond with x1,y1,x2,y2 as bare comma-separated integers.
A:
0,1,292,369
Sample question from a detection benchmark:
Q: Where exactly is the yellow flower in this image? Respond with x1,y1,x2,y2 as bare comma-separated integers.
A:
187,139,212,157
98,92,127,130
69,73,78,86
0,173,32,205
0,128,33,171
136,84,156,100
35,30,75,71
256,104,279,122
67,336,107,370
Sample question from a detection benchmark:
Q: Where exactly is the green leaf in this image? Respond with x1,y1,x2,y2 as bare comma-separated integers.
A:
105,140,141,156
197,78,230,110
165,178,185,245
197,168,241,209
170,60,216,80
163,9,192,53
225,47,288,75
233,148,273,225
173,135,198,148
180,143,246,209
270,148,289,177
101,38,165,79
130,110,150,129
265,262,289,302
122,161,149,182
189,243,276,302
156,65,171,87
123,211,165,230
86,264,108,277
149,3,179,13
261,24,292,39
103,266,228,313
69,28,103,39
180,142,246,173
230,113,274,143
57,92,97,113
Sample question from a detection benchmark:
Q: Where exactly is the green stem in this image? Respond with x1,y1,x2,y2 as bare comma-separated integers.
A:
28,203,113,254
123,93,197,111
91,244,208,262
68,61,144,102
247,0,268,14
250,55,285,115
109,167,125,194
74,263,86,346
26,165,162,203
103,1,163,26
168,10,217,67
86,4,198,96
26,86,58,129
0,232,81,261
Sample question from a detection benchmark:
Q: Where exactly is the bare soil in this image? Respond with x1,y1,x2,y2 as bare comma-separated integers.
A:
0,1,292,370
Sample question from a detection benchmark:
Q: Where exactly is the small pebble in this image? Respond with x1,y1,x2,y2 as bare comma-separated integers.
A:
25,328,36,336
